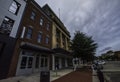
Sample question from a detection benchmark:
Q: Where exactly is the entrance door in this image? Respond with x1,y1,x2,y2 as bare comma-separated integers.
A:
16,52,34,76
34,55,40,72
40,56,49,71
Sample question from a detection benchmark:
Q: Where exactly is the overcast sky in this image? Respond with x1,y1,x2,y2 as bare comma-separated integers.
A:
35,0,120,56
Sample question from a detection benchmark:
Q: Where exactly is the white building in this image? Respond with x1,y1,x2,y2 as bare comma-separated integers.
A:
0,0,27,79
0,0,26,37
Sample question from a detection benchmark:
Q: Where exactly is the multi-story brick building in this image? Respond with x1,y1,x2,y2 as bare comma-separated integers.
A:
8,0,53,77
0,0,27,79
0,0,72,79
42,4,72,70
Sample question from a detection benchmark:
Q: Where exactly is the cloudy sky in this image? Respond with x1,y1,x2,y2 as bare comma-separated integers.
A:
35,0,120,56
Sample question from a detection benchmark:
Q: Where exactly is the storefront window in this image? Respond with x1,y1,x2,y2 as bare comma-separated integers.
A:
41,58,44,67
45,58,48,67
41,57,48,67
35,56,39,68
27,57,33,68
20,56,27,69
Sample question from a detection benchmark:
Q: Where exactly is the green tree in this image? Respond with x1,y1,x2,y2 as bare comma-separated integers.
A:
71,31,97,63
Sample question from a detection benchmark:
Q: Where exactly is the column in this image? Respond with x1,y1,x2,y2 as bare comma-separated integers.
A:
65,58,68,67
52,55,55,70
59,58,62,69
32,55,36,73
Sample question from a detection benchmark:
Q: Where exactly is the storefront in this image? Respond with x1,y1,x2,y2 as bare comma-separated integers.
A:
16,50,50,76
51,48,73,70
16,42,52,76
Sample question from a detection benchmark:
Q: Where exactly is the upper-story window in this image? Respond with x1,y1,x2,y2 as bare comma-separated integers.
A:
0,16,14,35
45,36,49,44
40,18,43,26
46,23,50,31
37,33,42,43
9,0,21,15
26,27,33,39
30,11,36,20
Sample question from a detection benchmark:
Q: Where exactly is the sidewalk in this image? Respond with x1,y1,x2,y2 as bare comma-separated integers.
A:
52,68,92,82
92,70,99,82
0,68,98,82
0,69,73,82
50,69,73,81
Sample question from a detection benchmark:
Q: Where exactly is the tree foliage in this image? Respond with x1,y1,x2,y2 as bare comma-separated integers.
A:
71,31,97,62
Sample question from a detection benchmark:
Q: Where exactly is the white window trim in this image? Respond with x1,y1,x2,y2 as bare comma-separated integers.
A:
20,26,26,38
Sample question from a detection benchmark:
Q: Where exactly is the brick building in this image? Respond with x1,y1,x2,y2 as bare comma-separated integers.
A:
8,0,53,77
0,0,72,79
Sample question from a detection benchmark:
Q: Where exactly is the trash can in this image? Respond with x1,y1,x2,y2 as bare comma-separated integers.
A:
40,71,50,82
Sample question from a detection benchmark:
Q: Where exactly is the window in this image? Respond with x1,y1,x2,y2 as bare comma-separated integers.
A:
27,57,33,68
37,33,42,43
44,58,48,67
26,27,32,39
20,56,27,69
45,36,49,44
20,56,33,69
40,57,48,67
41,58,44,67
40,18,43,26
35,55,39,68
46,23,50,31
0,16,14,35
9,0,21,15
30,11,36,20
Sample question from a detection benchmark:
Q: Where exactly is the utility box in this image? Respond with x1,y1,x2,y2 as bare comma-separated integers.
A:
40,71,50,82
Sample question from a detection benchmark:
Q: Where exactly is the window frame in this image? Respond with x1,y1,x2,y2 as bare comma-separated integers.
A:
37,32,42,43
9,0,21,15
46,23,50,31
35,55,40,68
30,11,36,20
40,18,44,26
0,16,14,35
45,36,49,44
26,27,33,39
40,57,48,67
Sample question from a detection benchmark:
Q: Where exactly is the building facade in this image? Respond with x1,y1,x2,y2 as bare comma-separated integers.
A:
42,4,72,70
0,0,27,79
8,0,53,77
0,0,72,79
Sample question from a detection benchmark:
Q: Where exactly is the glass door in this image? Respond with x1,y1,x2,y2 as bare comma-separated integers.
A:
16,51,34,76
40,56,49,71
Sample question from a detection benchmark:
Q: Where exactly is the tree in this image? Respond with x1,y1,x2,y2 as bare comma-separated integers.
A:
71,31,97,63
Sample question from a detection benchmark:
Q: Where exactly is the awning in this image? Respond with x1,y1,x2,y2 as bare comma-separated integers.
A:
52,48,72,56
20,42,53,53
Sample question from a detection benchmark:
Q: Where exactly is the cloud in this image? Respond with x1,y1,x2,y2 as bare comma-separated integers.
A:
35,0,120,56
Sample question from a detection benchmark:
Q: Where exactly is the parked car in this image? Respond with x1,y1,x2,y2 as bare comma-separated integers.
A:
98,60,106,65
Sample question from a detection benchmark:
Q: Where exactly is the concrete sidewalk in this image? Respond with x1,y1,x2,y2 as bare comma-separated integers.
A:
0,69,73,82
0,68,99,82
92,70,99,82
